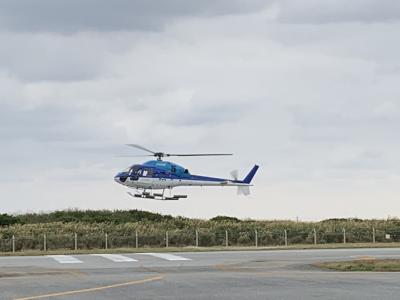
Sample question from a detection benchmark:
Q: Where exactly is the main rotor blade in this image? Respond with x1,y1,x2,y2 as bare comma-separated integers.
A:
125,144,233,159
116,155,154,157
126,144,156,154
167,153,233,157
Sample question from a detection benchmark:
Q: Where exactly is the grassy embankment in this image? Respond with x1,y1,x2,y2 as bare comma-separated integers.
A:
1,210,400,255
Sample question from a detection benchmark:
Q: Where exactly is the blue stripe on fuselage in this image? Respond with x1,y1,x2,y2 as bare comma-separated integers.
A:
157,173,241,183
189,175,225,182
152,172,229,182
189,175,241,183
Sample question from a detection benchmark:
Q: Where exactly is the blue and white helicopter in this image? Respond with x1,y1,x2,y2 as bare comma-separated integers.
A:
114,144,259,200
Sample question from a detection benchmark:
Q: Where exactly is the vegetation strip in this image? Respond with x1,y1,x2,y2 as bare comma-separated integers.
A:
316,259,400,272
2,243,400,257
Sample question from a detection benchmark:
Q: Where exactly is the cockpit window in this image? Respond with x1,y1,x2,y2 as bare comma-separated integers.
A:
130,166,141,174
123,165,141,175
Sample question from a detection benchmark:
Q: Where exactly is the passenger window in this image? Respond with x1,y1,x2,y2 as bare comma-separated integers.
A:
141,168,153,177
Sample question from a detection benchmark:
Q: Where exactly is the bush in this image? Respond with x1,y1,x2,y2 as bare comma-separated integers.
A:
0,214,18,226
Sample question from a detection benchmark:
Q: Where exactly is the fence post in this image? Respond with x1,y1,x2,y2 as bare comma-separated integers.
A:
372,227,376,244
12,235,15,253
313,228,317,245
105,233,108,250
195,229,199,247
166,231,169,248
343,228,346,244
74,233,77,251
255,230,258,247
135,230,138,248
43,234,47,251
284,229,288,247
225,230,229,247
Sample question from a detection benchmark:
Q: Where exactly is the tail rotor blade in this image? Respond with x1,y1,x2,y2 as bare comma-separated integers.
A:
237,186,250,196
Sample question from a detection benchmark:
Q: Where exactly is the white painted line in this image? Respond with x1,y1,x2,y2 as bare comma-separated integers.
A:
91,254,137,262
47,255,83,264
141,253,191,261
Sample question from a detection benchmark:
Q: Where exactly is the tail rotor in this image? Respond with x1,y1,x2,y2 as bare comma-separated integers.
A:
230,170,251,196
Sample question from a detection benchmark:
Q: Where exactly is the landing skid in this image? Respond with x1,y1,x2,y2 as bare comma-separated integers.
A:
127,191,188,201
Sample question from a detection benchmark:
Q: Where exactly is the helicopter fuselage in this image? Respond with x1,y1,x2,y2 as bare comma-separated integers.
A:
114,160,258,192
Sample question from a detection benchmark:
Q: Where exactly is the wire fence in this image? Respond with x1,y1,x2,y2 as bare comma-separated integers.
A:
1,228,400,253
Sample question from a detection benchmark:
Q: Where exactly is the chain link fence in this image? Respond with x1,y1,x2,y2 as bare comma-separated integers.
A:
1,227,400,253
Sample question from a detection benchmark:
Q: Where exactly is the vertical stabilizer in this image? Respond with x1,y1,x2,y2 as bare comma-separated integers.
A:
243,165,259,184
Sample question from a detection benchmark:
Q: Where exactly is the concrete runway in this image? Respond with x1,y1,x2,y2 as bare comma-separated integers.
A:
1,248,400,300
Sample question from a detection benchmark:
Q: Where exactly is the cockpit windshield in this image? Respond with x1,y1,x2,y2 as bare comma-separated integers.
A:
122,165,141,174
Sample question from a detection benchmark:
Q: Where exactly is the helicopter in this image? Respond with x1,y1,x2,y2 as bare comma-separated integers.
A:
114,144,259,200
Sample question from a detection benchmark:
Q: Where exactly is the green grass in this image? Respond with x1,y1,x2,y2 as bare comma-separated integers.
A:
2,242,400,257
317,259,400,272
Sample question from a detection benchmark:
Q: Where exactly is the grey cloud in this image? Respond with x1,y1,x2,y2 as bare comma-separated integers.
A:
0,32,114,81
2,105,70,141
1,2,400,218
331,150,386,170
0,101,127,182
0,0,269,82
0,0,268,33
278,0,400,24
289,105,400,144
165,102,251,127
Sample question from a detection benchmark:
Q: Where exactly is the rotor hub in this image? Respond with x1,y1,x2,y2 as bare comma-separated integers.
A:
154,152,166,160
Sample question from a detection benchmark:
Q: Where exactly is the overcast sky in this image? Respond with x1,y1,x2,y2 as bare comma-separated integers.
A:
1,0,400,220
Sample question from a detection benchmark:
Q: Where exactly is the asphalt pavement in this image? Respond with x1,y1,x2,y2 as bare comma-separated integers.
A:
1,248,400,300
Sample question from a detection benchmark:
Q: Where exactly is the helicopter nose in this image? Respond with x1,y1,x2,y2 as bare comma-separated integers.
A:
114,172,128,183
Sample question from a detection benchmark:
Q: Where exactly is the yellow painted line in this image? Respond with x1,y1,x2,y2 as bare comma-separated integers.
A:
15,274,164,300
